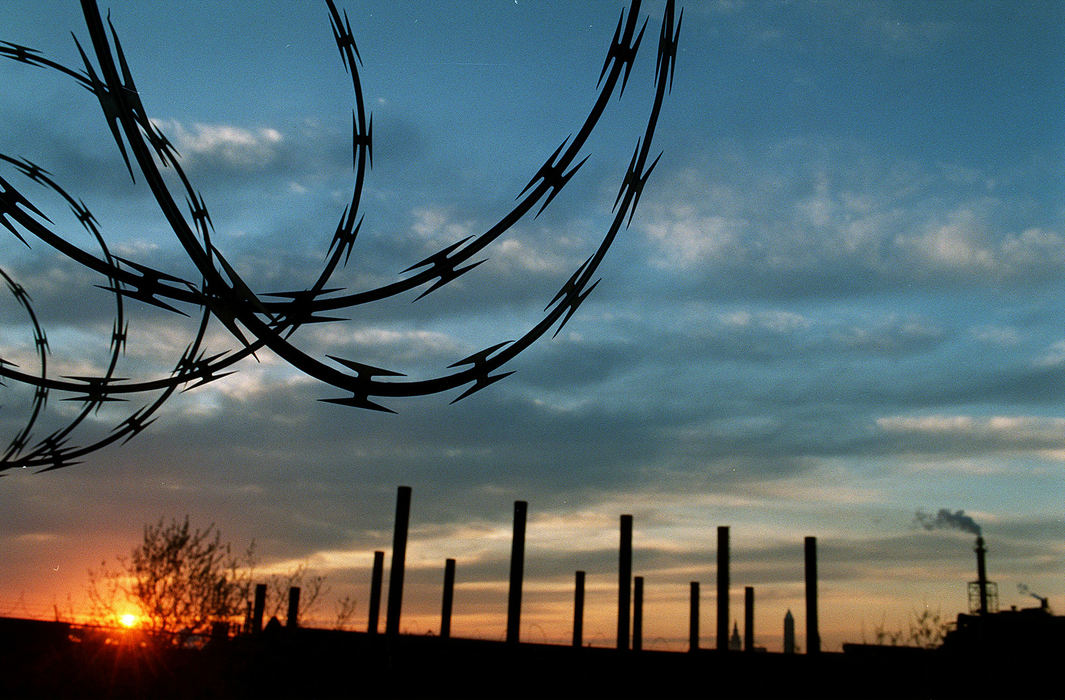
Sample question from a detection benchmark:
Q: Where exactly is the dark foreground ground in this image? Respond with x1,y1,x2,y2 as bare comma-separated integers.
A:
0,617,1058,699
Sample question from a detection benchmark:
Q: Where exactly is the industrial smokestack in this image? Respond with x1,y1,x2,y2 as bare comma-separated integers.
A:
633,576,644,652
618,514,632,650
252,583,266,633
385,486,412,637
286,586,300,629
689,581,700,652
717,526,729,652
974,536,989,615
744,586,754,652
441,558,455,639
506,500,527,644
804,536,820,654
368,550,384,635
573,570,585,647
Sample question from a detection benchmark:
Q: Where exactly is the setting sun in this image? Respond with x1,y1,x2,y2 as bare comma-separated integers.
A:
119,614,138,629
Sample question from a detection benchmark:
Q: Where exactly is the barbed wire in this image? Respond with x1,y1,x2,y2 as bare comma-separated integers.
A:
0,0,680,472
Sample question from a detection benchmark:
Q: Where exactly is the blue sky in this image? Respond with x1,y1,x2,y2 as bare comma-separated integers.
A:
1,1,1063,650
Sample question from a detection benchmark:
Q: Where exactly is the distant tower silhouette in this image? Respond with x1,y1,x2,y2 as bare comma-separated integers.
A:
969,535,999,615
783,610,796,654
728,621,742,651
717,526,729,651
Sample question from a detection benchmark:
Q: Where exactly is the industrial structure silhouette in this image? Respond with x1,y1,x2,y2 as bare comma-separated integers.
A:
2,485,1060,698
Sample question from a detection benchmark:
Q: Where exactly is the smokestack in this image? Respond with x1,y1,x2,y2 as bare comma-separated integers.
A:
573,570,585,647
618,514,633,650
385,486,411,637
252,583,266,633
974,536,989,615
717,526,729,652
286,586,300,629
441,558,455,639
689,581,700,652
506,500,527,644
633,576,644,652
744,586,754,652
804,536,820,654
368,550,384,635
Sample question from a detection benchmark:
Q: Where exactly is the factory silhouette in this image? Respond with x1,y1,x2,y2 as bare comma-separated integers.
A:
1,486,1060,699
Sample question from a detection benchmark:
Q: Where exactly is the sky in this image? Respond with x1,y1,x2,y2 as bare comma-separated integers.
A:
0,1,1063,652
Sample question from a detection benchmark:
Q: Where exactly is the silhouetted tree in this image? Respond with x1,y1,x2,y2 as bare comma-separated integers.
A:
259,562,325,623
88,516,250,638
332,594,358,631
867,607,951,648
908,607,950,648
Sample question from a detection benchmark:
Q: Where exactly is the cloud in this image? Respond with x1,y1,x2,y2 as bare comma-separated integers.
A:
895,214,1065,283
830,315,943,356
875,414,1065,456
796,3,958,57
970,325,1021,347
151,119,284,171
409,206,475,243
637,144,1065,300
720,309,810,333
644,207,747,269
1036,340,1065,368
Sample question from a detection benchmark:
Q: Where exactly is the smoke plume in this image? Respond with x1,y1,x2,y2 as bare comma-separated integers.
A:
914,508,981,535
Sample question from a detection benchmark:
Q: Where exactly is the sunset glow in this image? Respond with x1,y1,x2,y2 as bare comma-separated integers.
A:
0,1,1062,653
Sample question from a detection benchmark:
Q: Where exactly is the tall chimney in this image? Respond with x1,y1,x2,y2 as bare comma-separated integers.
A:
689,581,700,652
286,586,301,629
618,514,633,650
804,536,820,654
573,570,585,647
506,500,527,644
633,576,644,652
368,550,384,635
385,486,411,637
743,586,754,652
252,583,267,633
717,526,729,652
974,536,989,615
440,558,455,639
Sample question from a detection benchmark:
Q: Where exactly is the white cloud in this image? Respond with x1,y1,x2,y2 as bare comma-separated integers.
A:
877,414,1065,444
1000,227,1065,273
644,206,747,269
720,309,810,333
409,206,475,243
346,327,463,356
494,238,568,275
970,325,1021,346
895,208,994,271
832,314,942,354
640,152,1065,293
303,327,466,369
878,415,976,434
896,211,1065,281
151,119,285,170
1035,340,1065,368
